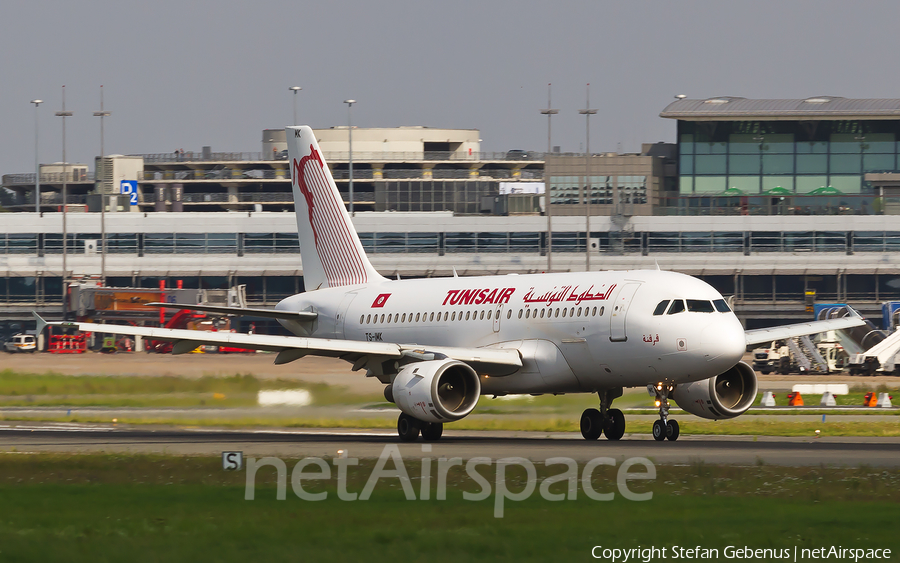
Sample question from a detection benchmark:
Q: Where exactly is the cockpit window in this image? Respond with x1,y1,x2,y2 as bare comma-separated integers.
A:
713,299,731,313
653,300,670,316
686,299,715,313
667,300,685,315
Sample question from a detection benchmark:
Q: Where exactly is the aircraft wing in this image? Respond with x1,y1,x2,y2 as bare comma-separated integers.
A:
144,303,318,322
33,314,521,370
744,315,867,346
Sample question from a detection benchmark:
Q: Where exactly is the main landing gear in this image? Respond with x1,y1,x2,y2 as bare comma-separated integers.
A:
397,413,443,442
580,388,626,441
651,383,679,442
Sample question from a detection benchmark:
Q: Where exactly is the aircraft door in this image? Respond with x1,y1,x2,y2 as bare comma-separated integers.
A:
493,304,503,333
609,283,640,342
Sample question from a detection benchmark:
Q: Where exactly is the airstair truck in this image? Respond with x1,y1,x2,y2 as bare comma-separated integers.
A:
847,328,900,375
816,304,885,355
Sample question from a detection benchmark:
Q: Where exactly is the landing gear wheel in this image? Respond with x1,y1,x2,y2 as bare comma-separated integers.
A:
666,420,680,441
604,408,626,441
580,408,603,440
652,419,666,441
397,413,421,442
421,422,443,442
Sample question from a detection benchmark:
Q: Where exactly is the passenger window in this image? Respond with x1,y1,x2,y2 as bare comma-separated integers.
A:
540,309,545,318
451,312,456,321
577,307,582,317
359,315,364,324
487,310,492,320
555,308,560,317
480,311,485,320
466,311,470,321
415,313,420,322
653,300,670,316
592,307,597,316
713,299,731,313
366,314,371,323
562,308,567,317
599,306,604,316
526,309,531,319
687,299,715,313
667,300,685,315
507,310,511,319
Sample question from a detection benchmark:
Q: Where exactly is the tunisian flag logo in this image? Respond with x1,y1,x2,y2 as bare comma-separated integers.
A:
372,293,391,308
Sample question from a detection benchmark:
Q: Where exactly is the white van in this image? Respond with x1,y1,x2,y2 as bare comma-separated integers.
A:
4,334,36,353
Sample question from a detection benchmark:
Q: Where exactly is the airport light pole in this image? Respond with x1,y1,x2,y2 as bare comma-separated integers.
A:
55,86,73,318
31,99,43,213
752,134,764,194
540,84,558,272
93,85,111,286
344,99,356,215
579,84,597,272
289,86,302,126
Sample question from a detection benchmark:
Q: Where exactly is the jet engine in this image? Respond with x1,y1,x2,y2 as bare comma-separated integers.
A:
387,359,481,423
671,361,758,420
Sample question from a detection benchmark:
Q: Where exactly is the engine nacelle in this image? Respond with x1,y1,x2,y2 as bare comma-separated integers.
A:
672,361,758,420
390,359,481,423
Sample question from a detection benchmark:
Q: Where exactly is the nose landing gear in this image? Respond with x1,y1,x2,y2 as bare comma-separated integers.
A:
580,388,625,441
651,383,679,441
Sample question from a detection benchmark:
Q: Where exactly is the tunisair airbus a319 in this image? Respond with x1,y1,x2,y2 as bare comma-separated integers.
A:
36,126,866,442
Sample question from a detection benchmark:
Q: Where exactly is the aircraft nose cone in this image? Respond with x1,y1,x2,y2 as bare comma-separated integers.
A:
701,316,746,368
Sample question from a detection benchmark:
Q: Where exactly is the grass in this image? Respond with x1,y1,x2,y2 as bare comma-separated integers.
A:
0,369,383,408
0,454,897,561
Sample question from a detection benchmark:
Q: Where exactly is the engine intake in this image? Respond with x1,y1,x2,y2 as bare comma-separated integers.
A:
671,361,758,420
390,359,481,423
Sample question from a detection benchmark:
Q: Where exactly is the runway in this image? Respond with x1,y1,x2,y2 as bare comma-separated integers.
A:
1,422,898,467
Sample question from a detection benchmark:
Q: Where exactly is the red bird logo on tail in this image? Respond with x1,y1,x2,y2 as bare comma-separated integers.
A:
292,145,323,247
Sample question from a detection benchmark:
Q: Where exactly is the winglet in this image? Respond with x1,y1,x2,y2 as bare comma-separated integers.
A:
32,311,48,335
655,260,661,271
452,267,459,278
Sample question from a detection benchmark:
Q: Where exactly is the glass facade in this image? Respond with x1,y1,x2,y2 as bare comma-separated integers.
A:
549,175,647,205
6,229,900,256
678,120,900,194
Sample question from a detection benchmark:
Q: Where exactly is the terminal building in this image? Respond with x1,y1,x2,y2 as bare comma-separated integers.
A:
3,99,900,334
660,96,900,214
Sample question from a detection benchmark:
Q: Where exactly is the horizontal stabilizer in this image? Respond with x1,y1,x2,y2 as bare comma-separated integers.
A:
144,303,317,322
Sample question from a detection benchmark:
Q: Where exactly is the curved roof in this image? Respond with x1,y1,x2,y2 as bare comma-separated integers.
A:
660,97,900,121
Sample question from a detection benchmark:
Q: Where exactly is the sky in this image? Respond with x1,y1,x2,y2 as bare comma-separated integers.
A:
2,0,900,175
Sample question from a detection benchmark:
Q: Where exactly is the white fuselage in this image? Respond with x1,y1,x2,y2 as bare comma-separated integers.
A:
276,269,746,395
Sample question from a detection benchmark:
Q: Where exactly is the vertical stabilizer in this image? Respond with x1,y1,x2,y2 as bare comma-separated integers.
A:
286,126,385,290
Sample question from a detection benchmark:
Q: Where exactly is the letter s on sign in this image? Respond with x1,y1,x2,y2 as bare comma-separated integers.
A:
223,451,243,471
